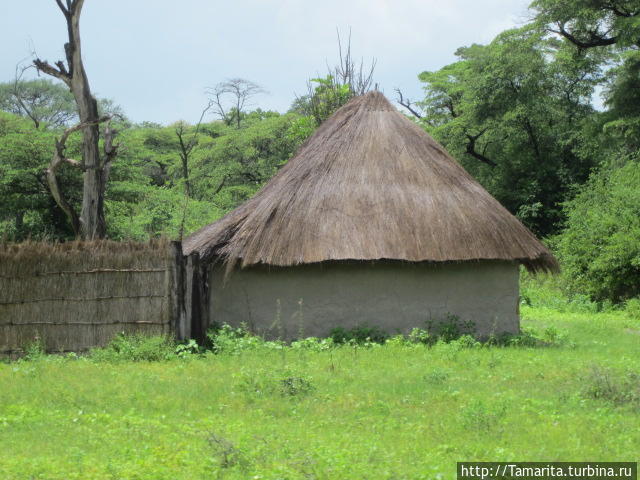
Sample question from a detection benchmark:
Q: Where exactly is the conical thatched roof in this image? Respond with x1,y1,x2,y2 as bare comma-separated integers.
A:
184,91,558,273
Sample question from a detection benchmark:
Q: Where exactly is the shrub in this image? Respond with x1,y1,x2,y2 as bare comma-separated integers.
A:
235,368,314,398
329,325,388,345
279,375,314,397
426,314,475,343
519,270,601,313
22,335,45,361
89,333,176,362
582,365,640,408
206,324,283,355
175,339,200,358
424,368,450,385
451,334,481,349
407,328,433,345
556,161,640,303
492,326,572,348
625,298,640,319
461,400,507,431
290,337,335,351
208,434,244,469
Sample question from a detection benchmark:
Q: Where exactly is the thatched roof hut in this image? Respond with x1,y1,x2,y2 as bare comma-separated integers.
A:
185,91,557,339
185,91,557,273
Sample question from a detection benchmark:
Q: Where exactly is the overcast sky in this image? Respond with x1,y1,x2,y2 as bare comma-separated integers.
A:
1,0,532,125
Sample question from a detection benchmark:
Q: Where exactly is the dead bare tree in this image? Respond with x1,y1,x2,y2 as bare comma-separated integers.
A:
46,115,116,236
175,101,217,239
206,79,265,128
295,29,377,125
33,0,115,239
332,29,377,96
175,103,212,197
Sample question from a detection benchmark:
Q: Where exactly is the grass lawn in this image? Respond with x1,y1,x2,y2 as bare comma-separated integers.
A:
1,306,639,479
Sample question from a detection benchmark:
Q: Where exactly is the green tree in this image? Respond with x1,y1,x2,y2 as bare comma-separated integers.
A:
531,0,639,49
190,111,310,212
0,78,76,129
100,111,312,240
556,160,640,303
414,27,601,236
0,112,79,240
531,0,640,160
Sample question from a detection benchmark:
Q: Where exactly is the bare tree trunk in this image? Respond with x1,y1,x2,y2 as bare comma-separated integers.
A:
34,0,110,239
45,115,113,237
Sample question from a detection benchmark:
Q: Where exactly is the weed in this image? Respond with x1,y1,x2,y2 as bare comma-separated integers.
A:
290,337,335,351
175,339,200,358
504,326,573,348
207,324,283,355
208,433,244,469
2,305,640,478
22,335,45,360
407,327,432,345
582,365,640,408
625,298,640,319
330,325,389,345
426,314,475,343
424,368,450,385
89,333,175,362
450,334,481,349
280,375,314,397
236,368,314,398
461,400,507,431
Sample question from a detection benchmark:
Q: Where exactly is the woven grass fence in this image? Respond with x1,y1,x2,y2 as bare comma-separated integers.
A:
0,239,187,355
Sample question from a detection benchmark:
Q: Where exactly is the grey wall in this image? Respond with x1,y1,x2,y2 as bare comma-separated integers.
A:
208,260,520,339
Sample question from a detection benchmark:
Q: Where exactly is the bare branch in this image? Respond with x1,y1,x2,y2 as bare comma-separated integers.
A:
33,59,71,85
55,0,69,16
550,22,617,49
58,114,112,146
102,122,119,165
333,28,376,96
465,130,497,168
395,88,423,119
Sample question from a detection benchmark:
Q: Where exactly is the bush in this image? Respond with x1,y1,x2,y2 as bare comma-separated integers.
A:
582,365,640,408
625,298,640,319
290,337,335,351
206,324,283,355
235,368,314,398
407,328,433,345
426,314,475,343
329,325,389,345
89,333,176,362
175,339,200,358
556,161,640,303
22,335,46,361
519,270,602,313
504,326,571,348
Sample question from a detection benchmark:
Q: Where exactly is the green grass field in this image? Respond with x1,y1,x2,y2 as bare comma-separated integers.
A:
1,305,639,480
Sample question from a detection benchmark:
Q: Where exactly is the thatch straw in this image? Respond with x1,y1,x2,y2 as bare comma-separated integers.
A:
0,239,170,278
0,239,176,353
184,92,558,273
